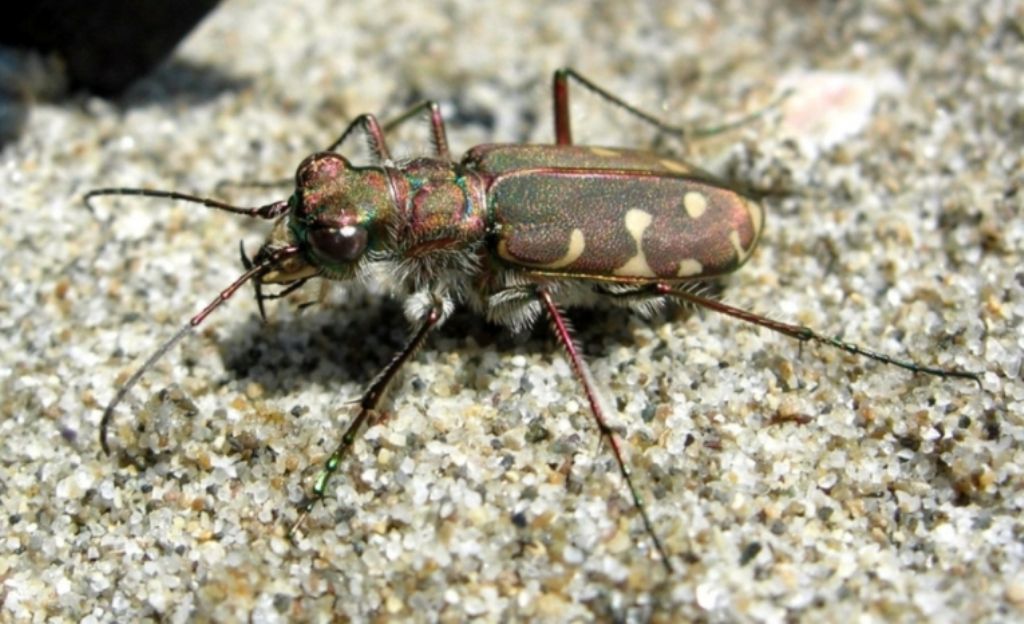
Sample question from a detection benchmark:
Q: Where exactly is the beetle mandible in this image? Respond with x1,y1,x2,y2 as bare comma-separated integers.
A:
87,68,980,573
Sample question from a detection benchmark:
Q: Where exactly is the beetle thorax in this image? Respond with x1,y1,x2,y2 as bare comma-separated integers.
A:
370,158,488,294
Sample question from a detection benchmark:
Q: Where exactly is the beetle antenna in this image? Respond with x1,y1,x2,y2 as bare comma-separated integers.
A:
83,188,291,220
100,245,301,454
214,177,292,195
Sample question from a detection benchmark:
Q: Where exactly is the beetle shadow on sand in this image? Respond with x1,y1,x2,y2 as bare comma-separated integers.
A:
214,287,707,407
216,296,410,399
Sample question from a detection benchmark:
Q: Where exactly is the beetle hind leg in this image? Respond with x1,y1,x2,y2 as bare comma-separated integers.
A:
552,67,789,147
553,68,688,146
597,280,724,316
655,283,982,384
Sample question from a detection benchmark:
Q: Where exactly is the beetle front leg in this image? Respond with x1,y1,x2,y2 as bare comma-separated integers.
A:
536,287,674,573
288,303,443,538
323,113,394,162
325,102,450,160
216,100,452,199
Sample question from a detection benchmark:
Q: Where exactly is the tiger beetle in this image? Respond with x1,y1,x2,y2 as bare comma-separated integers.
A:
87,68,982,573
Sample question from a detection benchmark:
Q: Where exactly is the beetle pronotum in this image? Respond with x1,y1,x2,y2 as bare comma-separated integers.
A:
87,68,980,573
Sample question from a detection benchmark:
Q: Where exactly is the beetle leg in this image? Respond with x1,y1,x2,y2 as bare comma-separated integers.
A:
220,101,451,192
380,100,451,159
654,283,982,384
537,286,674,573
596,282,981,383
553,68,688,146
288,303,444,538
323,113,394,162
553,67,789,146
295,279,333,313
325,101,451,161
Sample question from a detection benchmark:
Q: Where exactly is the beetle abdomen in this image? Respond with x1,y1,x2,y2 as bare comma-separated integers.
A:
489,169,763,282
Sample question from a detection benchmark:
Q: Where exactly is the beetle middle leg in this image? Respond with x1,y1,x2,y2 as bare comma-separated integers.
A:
289,302,444,538
536,286,674,573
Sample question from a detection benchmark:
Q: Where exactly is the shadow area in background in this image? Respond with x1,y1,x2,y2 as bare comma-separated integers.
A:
0,53,252,147
0,0,222,96
114,57,253,109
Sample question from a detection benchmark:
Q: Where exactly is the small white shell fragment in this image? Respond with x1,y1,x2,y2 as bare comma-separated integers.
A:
777,70,903,155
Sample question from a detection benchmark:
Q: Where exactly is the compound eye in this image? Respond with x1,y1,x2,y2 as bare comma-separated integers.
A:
308,225,368,263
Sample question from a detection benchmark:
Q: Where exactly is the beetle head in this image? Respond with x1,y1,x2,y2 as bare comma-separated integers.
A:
257,152,395,285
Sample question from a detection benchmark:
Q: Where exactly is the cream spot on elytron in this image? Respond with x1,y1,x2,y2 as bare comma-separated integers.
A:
539,228,586,269
729,229,752,262
660,159,690,174
496,238,512,262
589,147,619,157
746,197,764,238
614,209,656,277
683,191,708,219
677,258,703,277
